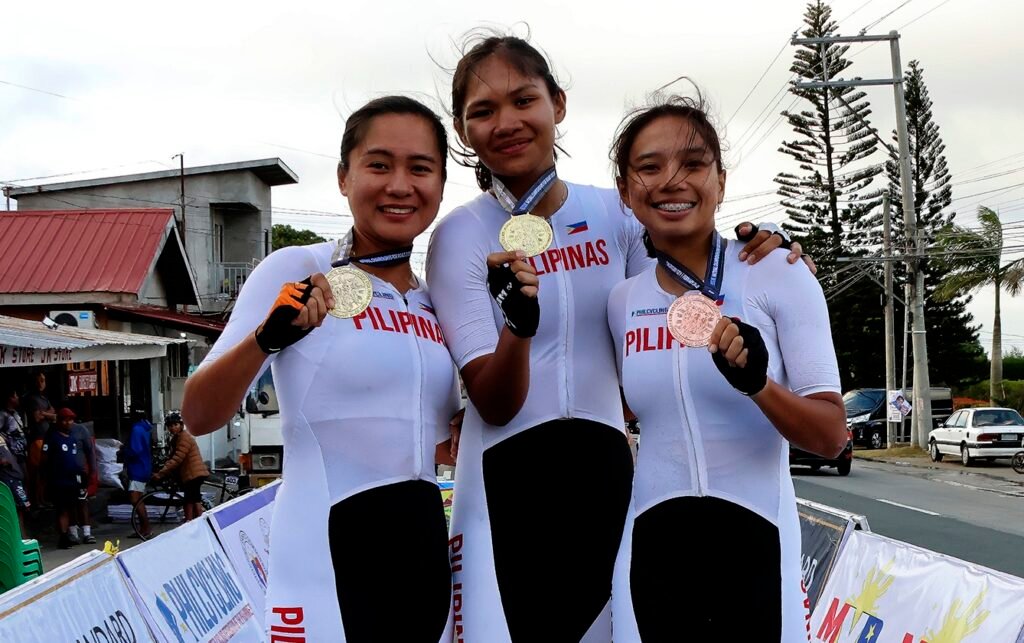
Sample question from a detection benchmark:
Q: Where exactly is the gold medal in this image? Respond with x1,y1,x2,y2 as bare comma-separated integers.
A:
499,214,553,258
325,265,372,318
667,291,721,347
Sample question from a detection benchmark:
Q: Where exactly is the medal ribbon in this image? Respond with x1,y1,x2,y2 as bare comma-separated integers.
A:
330,231,412,268
655,231,726,300
491,166,558,216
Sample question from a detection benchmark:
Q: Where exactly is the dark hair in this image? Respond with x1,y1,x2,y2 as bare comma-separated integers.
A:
338,95,449,179
610,88,725,257
450,33,565,191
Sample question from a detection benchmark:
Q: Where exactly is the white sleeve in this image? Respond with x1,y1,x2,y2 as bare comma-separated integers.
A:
199,245,322,373
425,213,500,371
607,281,630,383
612,198,655,279
747,252,841,397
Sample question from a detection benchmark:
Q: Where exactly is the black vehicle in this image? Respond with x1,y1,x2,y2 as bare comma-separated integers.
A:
790,428,853,476
845,387,953,449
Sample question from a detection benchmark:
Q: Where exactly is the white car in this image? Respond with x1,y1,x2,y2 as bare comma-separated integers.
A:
928,407,1024,466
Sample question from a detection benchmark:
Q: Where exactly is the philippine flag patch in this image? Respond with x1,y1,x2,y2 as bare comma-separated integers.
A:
566,220,589,235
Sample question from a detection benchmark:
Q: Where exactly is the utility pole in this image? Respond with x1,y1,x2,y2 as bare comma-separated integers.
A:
882,194,897,449
172,153,186,249
2,186,9,211
792,29,933,449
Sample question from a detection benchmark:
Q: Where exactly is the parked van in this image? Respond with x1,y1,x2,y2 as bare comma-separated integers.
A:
845,387,953,449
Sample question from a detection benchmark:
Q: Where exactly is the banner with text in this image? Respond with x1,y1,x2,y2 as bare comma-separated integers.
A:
810,529,1024,643
207,481,279,630
118,518,265,643
798,499,870,612
0,550,155,642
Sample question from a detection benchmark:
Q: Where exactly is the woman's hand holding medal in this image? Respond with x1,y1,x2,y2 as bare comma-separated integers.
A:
708,316,769,397
486,250,540,338
254,274,334,354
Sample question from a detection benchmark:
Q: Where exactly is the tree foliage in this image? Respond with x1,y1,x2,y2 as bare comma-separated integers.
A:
776,0,885,389
272,224,326,251
935,206,1024,402
881,60,983,390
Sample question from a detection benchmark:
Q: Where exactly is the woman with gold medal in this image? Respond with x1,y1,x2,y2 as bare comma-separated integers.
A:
606,92,848,641
425,33,812,642
181,96,461,642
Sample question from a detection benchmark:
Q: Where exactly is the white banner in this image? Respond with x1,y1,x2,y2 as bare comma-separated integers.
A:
0,550,155,642
811,530,1024,643
117,518,265,643
206,481,280,629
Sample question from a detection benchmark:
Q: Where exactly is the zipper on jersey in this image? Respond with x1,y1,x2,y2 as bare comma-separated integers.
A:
382,280,424,477
553,232,573,419
674,343,706,495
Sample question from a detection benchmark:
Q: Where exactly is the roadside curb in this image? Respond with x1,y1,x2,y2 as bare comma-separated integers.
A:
854,453,1024,487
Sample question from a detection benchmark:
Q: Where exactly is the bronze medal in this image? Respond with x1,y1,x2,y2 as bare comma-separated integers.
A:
325,265,372,318
667,291,722,347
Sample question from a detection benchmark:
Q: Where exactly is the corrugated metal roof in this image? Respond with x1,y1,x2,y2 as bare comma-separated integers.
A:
0,314,183,368
0,314,181,350
0,209,175,295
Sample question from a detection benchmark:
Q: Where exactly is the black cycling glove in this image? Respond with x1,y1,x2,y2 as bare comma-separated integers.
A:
254,277,316,354
734,222,793,249
712,317,769,396
487,264,539,338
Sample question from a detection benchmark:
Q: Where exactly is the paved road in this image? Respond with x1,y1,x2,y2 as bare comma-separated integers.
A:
793,458,1024,577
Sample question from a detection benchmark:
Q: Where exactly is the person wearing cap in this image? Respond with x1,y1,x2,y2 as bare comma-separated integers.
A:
42,408,95,548
124,409,154,538
153,413,209,521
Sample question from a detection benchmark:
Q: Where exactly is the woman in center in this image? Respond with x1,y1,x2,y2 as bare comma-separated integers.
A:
606,94,848,641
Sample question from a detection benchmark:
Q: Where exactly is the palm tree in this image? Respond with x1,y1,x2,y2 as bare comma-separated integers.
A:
934,206,1024,404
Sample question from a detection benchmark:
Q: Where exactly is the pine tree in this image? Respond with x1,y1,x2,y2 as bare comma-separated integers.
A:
776,0,883,266
775,0,885,389
883,61,985,390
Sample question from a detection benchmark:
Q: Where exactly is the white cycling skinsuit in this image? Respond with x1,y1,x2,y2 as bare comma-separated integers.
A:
427,183,652,642
607,243,840,643
200,239,460,642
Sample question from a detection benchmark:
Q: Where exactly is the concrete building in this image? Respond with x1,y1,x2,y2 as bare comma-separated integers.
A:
7,158,298,312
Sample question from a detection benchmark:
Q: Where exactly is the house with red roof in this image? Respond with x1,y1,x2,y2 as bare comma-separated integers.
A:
0,159,297,454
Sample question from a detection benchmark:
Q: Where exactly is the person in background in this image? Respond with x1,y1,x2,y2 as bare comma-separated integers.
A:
23,372,56,506
0,432,30,538
0,386,28,490
152,413,209,521
124,409,154,538
42,408,93,548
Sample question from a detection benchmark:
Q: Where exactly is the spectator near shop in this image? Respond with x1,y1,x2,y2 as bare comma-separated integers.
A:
42,408,96,548
152,413,209,521
0,432,30,538
0,386,28,479
22,372,56,505
124,410,154,538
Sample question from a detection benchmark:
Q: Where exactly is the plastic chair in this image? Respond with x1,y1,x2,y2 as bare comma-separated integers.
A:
0,483,43,594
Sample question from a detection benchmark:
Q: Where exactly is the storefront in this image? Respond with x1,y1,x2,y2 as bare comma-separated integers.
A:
0,314,183,441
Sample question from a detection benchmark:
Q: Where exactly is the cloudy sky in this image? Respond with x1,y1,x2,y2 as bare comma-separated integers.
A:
3,0,1023,359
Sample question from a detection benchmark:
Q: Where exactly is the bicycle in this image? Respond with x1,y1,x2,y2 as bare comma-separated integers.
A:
130,468,249,540
1012,451,1024,475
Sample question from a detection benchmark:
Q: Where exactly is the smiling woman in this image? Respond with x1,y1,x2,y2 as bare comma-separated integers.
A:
606,93,847,642
181,96,462,643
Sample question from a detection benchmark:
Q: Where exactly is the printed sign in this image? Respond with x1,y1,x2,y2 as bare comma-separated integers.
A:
207,481,280,629
810,530,1024,643
0,550,155,642
888,390,912,421
69,369,99,394
118,518,265,643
